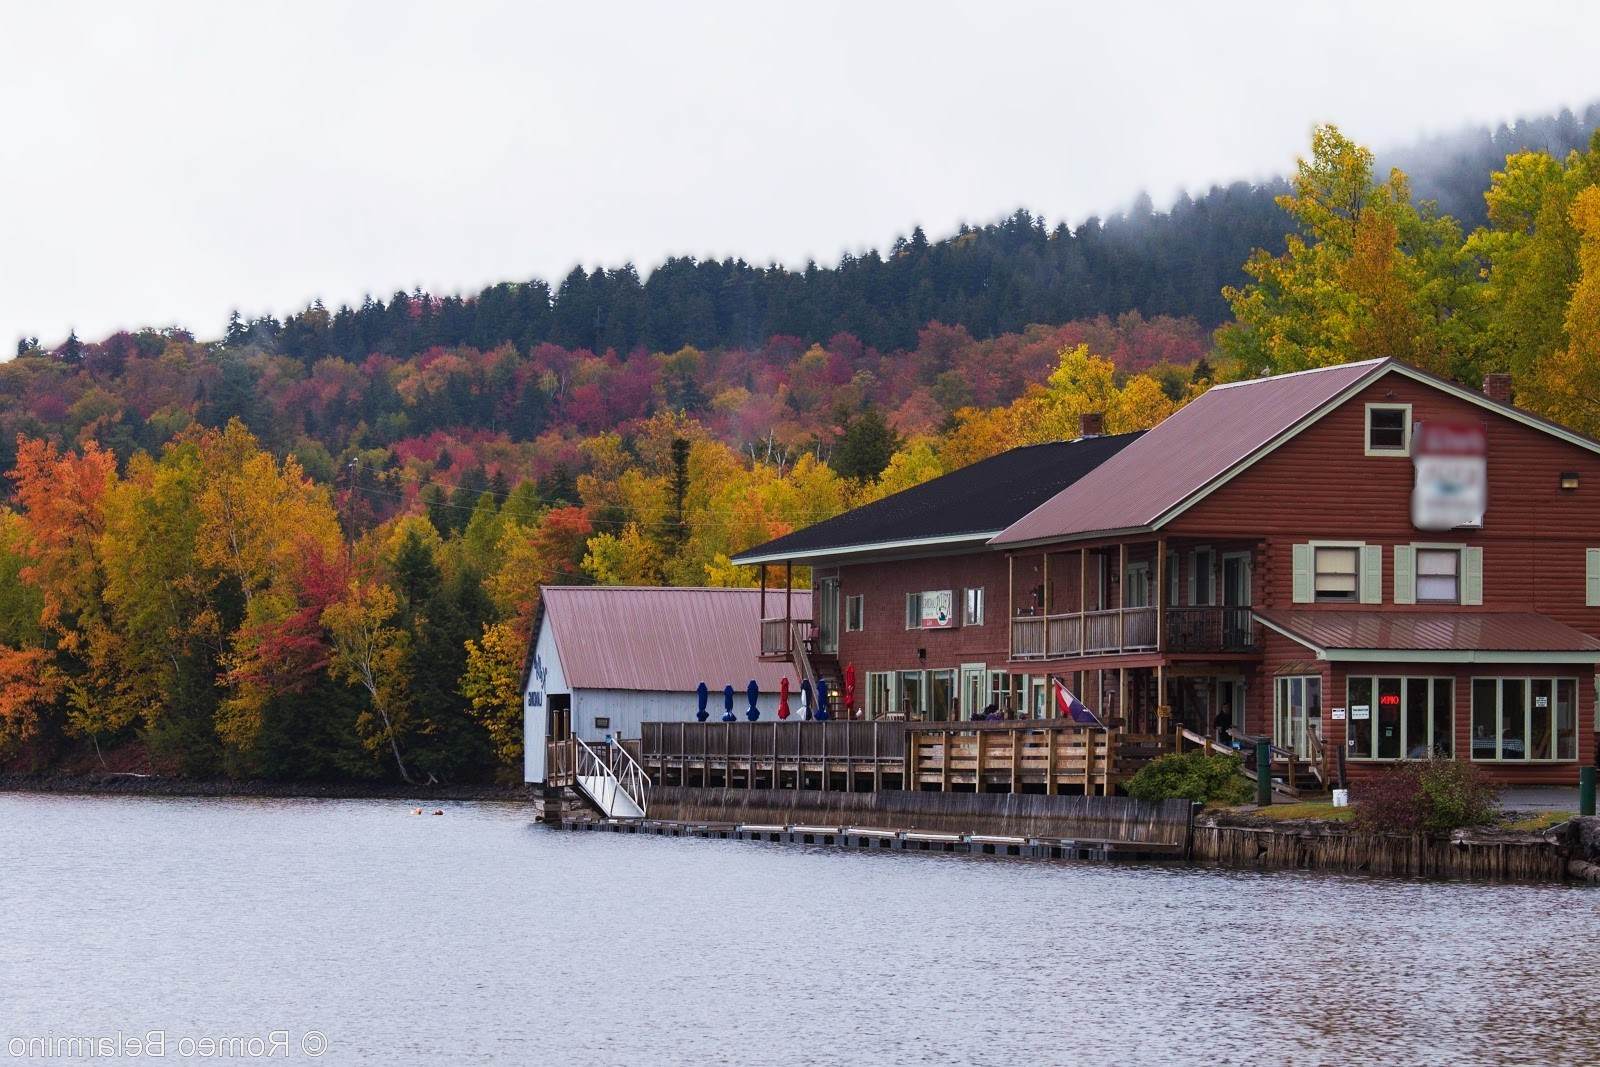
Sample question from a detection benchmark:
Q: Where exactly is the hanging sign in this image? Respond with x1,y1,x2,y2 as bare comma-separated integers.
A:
1412,421,1487,531
919,590,955,629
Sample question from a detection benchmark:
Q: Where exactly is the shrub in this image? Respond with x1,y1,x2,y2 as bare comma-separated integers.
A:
1126,751,1253,806
1352,759,1499,834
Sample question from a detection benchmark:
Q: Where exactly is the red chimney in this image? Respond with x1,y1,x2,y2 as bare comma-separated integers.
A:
1483,373,1513,405
1078,412,1105,438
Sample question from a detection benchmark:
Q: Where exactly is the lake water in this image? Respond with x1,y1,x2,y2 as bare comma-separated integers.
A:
2,793,1596,1066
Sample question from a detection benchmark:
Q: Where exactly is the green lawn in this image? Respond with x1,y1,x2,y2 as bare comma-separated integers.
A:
1231,801,1355,822
1501,811,1574,833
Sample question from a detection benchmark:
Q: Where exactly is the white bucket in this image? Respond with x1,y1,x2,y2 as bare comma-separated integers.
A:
1332,789,1350,808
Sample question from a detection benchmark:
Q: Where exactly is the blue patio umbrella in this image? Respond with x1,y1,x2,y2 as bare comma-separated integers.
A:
722,684,737,722
815,677,831,721
695,682,709,722
745,679,760,721
800,679,814,720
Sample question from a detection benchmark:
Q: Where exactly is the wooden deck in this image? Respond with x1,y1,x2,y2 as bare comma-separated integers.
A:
629,720,1173,796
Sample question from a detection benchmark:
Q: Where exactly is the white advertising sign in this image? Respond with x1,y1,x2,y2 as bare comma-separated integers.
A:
919,589,954,629
1412,421,1487,531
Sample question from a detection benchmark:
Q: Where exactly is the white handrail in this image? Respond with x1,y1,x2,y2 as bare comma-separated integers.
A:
573,737,649,817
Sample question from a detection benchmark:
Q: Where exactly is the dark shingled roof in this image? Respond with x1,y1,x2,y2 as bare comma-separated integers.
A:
732,431,1143,564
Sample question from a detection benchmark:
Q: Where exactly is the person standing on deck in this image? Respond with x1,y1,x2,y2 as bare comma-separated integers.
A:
1213,705,1233,746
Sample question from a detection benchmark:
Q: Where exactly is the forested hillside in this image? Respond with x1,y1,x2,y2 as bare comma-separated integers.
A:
3,107,1600,787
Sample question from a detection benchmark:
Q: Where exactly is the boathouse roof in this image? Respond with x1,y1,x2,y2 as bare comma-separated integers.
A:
532,585,810,692
731,431,1144,566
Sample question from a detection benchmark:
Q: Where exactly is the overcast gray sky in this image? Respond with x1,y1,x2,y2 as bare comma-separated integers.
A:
3,0,1598,351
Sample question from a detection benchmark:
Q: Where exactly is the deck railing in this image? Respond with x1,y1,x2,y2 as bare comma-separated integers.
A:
640,719,1172,795
1010,606,1255,660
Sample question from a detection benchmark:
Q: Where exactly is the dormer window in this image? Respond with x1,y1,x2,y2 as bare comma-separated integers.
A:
1365,403,1412,456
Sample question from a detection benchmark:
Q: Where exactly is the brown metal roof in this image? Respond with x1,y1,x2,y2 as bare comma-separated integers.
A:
990,359,1387,546
540,586,810,692
1256,610,1600,657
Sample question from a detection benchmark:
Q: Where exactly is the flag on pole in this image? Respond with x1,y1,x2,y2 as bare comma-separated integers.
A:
1052,676,1104,727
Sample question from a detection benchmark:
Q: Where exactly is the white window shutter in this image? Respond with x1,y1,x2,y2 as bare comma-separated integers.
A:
1462,546,1484,606
1291,544,1314,603
1359,545,1383,604
1393,545,1416,605
1586,549,1600,607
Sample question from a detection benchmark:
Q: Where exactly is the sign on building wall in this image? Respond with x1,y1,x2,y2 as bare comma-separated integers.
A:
919,589,955,629
1412,421,1487,531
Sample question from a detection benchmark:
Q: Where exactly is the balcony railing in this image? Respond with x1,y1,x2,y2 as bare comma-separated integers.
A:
760,616,812,657
1010,606,1255,660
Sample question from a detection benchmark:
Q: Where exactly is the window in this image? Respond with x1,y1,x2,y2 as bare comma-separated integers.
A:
1166,551,1180,607
1472,678,1579,761
1415,548,1460,603
904,592,921,630
1365,403,1412,456
845,594,864,632
897,670,925,717
1346,676,1453,760
1314,546,1359,602
964,587,985,626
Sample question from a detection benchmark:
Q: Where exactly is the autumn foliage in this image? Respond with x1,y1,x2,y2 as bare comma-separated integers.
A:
3,122,1599,783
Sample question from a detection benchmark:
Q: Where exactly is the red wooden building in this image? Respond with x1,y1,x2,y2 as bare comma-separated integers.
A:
735,358,1600,786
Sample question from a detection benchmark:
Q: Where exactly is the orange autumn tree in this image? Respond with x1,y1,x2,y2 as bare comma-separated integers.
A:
6,437,127,756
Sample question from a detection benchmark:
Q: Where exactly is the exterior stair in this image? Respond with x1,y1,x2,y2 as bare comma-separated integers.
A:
572,737,650,818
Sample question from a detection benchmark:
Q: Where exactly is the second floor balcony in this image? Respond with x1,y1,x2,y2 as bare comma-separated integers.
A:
1008,605,1258,660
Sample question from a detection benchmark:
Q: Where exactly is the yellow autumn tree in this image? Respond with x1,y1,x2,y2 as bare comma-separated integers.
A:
1522,186,1600,436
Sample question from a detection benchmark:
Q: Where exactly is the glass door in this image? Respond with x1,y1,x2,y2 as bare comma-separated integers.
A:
1222,552,1252,648
815,577,839,654
960,664,987,720
1274,676,1322,758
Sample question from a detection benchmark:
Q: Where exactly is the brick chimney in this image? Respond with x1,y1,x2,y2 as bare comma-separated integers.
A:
1078,412,1105,438
1483,372,1513,405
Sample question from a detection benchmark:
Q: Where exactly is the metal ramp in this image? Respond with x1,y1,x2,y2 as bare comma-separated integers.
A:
573,738,650,818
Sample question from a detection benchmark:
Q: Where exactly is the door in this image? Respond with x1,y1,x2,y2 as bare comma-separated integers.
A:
1221,552,1252,649
960,664,987,721
1214,676,1245,740
815,577,840,654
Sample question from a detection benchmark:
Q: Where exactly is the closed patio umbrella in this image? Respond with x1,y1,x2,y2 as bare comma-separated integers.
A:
777,677,791,720
843,664,856,717
800,679,813,720
816,677,831,721
696,681,709,722
722,684,737,722
746,679,760,721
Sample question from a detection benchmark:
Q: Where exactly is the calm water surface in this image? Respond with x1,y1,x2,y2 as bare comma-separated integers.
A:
2,793,1596,1066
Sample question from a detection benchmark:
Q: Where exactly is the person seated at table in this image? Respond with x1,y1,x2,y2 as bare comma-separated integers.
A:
981,703,1000,721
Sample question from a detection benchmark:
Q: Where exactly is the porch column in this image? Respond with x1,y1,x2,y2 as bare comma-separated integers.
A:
784,560,793,654
1007,554,1014,660
759,563,767,620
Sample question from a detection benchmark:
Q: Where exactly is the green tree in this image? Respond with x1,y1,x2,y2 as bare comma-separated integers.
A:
830,406,900,481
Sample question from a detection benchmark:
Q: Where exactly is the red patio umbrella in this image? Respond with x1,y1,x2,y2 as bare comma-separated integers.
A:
777,676,791,720
843,663,856,716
